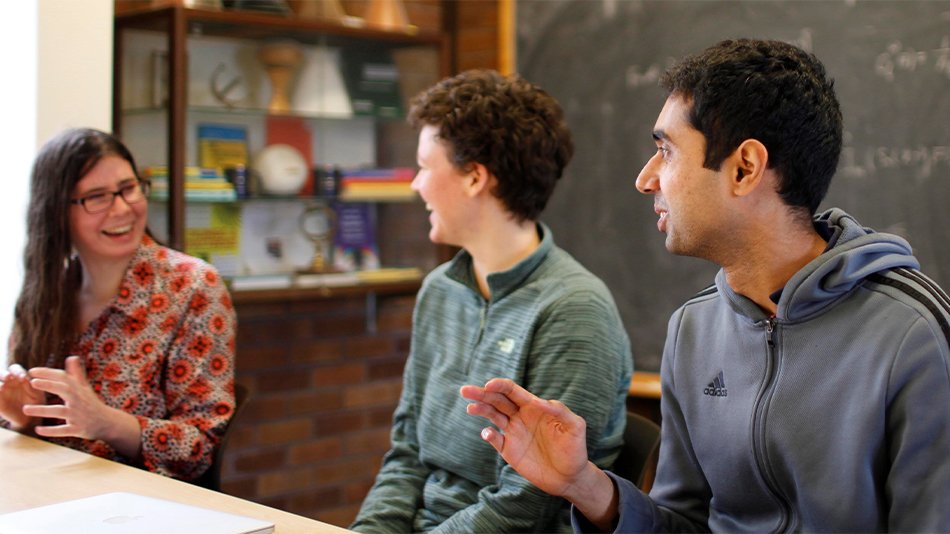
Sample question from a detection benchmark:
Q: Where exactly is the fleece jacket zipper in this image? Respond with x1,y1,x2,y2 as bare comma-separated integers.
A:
752,317,792,532
465,304,488,374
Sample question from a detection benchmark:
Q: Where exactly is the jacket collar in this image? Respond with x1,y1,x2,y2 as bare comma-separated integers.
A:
445,222,554,303
716,208,919,322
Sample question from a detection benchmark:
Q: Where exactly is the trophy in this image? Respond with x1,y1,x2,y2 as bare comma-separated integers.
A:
293,0,348,22
299,203,337,273
258,40,303,113
365,0,410,32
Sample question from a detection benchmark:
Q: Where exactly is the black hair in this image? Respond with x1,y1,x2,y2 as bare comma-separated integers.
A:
662,38,843,215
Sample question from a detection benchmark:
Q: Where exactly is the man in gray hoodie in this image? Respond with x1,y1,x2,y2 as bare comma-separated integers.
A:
462,38,950,531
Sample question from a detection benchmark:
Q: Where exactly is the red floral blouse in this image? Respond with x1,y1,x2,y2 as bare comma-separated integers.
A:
45,236,236,481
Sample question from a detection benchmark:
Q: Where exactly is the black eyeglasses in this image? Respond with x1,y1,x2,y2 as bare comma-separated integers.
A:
70,180,151,214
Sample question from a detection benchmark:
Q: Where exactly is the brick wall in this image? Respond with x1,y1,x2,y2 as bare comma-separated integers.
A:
216,1,503,529
223,294,416,526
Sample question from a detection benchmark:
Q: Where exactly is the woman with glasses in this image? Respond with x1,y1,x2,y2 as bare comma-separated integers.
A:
0,128,236,482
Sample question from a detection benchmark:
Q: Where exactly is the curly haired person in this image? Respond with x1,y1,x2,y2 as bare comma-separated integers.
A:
351,70,633,533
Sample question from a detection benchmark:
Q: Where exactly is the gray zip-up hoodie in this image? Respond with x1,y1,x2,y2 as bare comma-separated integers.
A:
574,208,950,532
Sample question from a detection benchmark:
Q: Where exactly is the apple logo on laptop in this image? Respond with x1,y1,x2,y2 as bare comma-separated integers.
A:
103,515,146,524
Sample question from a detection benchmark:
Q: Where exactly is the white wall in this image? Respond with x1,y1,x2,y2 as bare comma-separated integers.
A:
37,0,114,145
0,0,113,360
0,1,38,360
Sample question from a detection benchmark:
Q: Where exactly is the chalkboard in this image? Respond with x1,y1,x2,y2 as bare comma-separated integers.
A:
520,0,950,372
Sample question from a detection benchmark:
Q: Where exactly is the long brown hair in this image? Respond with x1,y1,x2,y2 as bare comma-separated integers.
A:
11,128,141,369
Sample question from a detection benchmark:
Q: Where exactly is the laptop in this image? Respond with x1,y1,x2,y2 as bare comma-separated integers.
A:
0,492,275,534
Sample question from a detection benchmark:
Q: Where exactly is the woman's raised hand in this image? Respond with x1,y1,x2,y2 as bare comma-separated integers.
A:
23,356,113,441
0,364,46,431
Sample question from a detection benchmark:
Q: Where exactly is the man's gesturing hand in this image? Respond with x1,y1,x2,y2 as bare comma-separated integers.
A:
460,378,621,531
460,378,591,497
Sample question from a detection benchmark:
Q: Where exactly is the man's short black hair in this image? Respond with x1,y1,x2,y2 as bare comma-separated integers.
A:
408,69,574,222
662,38,843,215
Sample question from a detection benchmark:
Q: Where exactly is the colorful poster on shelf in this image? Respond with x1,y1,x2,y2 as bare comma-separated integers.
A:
184,203,242,277
198,124,248,170
333,203,380,271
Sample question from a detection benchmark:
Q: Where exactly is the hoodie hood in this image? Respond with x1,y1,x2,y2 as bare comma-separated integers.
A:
717,208,920,322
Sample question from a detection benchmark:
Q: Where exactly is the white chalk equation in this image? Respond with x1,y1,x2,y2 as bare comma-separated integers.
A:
840,145,950,179
626,30,813,89
626,61,669,89
875,37,950,81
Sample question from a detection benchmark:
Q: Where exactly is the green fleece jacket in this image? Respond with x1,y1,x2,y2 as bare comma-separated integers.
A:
352,223,633,533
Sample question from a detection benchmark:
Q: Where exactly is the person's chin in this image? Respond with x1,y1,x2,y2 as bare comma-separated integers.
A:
98,232,142,258
428,227,461,248
665,235,701,259
664,233,683,255
429,230,450,245
103,232,142,251
105,245,139,260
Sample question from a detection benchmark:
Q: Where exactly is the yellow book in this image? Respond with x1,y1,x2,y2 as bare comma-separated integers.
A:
184,182,234,190
198,124,248,169
356,267,423,283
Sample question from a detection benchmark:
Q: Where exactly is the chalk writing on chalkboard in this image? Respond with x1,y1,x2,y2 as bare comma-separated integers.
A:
841,145,950,179
875,36,950,80
519,0,950,372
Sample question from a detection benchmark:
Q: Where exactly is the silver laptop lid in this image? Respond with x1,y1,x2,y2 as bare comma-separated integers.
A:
0,492,275,534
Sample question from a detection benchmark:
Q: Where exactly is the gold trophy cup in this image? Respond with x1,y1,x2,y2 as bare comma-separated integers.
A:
258,40,303,113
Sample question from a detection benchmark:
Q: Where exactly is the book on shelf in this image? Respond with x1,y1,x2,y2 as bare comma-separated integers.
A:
198,124,249,170
265,116,314,195
341,167,415,181
338,187,416,202
144,166,222,180
227,268,421,291
228,273,293,291
154,181,234,191
146,166,237,202
295,271,360,288
338,168,416,201
332,203,381,271
151,190,238,202
355,267,423,284
343,182,413,193
340,48,404,119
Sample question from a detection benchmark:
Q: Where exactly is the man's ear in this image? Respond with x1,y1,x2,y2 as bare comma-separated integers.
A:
729,139,769,197
464,162,493,198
